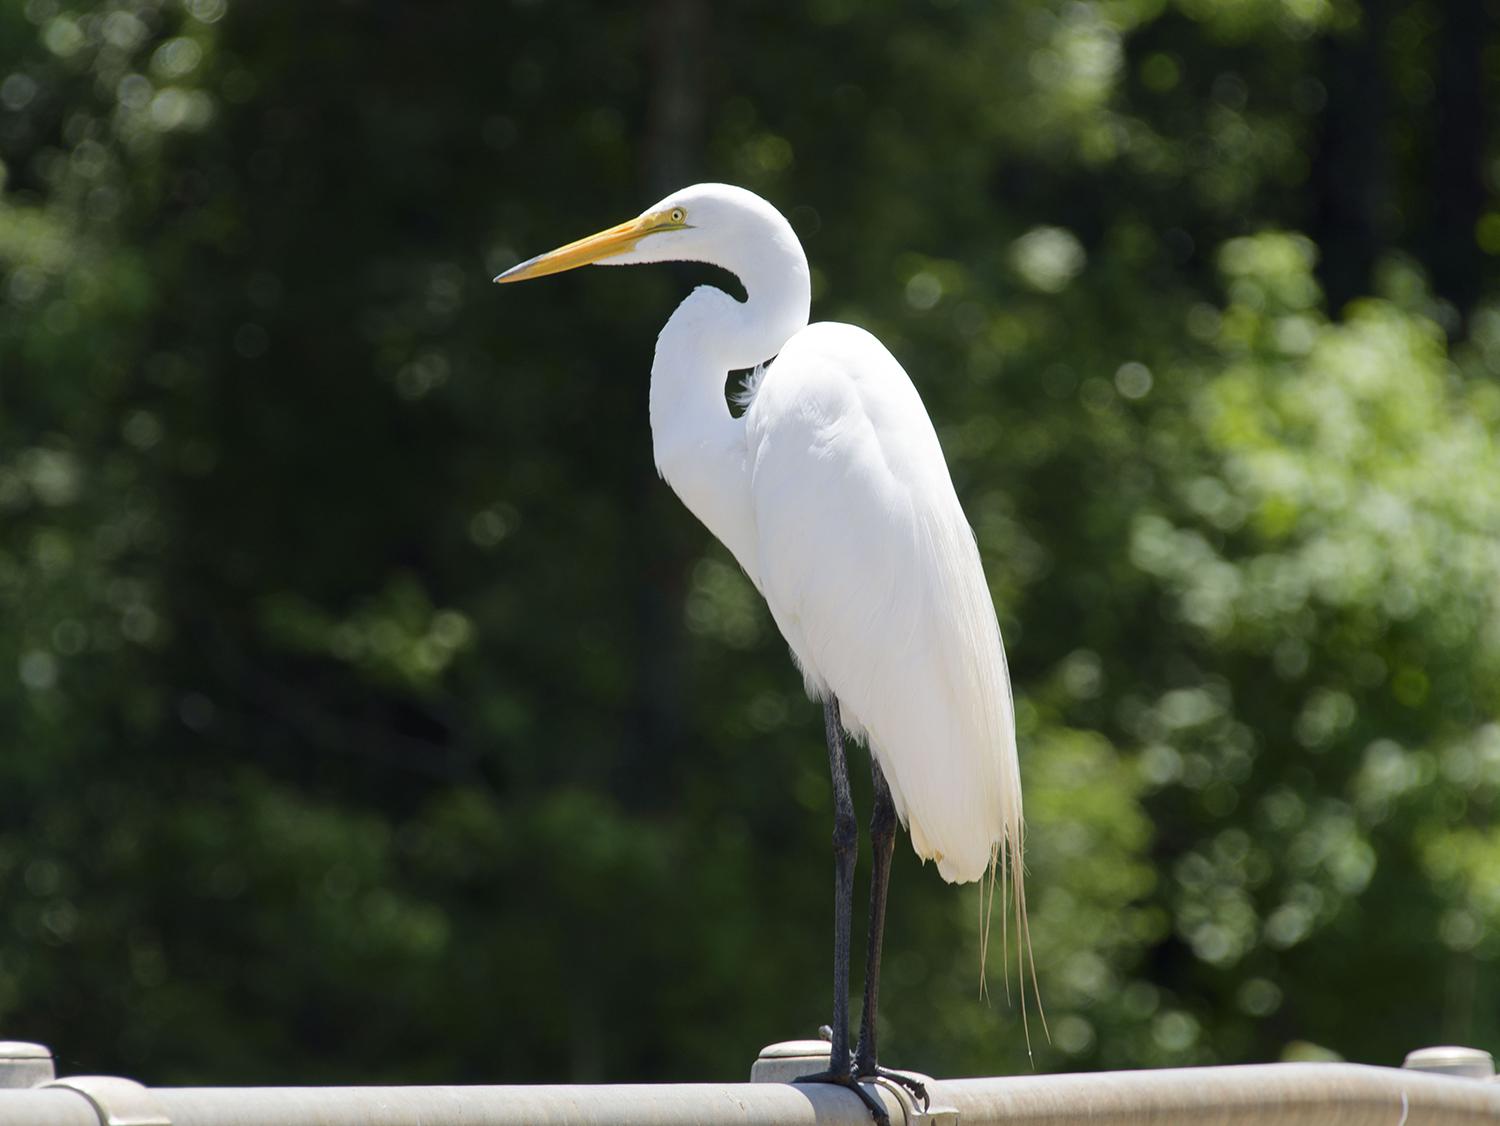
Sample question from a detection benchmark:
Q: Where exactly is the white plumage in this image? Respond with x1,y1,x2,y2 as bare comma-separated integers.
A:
746,321,1019,884
497,184,1030,1095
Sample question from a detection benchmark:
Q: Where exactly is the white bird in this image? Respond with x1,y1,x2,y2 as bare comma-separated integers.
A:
497,184,1028,1122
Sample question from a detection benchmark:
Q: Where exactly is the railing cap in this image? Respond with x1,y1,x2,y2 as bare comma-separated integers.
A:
1402,1045,1495,1079
0,1043,55,1089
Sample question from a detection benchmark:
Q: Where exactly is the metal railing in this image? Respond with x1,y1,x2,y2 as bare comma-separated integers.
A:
3,1037,1499,1125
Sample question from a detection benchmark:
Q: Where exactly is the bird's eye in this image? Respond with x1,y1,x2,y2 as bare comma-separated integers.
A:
669,208,685,224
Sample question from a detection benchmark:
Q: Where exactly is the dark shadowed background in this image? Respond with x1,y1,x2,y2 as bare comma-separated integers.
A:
3,0,1500,1088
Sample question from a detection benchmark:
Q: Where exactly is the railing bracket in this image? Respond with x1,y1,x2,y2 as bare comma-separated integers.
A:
871,1069,959,1125
751,1042,958,1123
44,1077,171,1126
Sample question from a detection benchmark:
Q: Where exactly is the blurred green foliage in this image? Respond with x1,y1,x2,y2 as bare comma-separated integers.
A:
3,0,1500,1088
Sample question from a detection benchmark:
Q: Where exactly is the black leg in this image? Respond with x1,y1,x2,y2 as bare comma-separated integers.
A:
854,755,895,1072
820,695,857,1071
795,697,889,1126
853,757,928,1109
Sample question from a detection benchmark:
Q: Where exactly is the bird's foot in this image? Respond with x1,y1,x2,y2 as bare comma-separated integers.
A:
854,1060,929,1109
793,1069,890,1126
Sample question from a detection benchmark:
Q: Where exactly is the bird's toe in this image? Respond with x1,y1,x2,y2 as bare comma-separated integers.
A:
854,1062,929,1109
792,1070,891,1126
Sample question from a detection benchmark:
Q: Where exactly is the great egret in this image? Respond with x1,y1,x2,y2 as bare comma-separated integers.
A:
497,184,1027,1122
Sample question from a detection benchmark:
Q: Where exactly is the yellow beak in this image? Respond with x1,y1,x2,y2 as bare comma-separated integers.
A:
494,211,677,284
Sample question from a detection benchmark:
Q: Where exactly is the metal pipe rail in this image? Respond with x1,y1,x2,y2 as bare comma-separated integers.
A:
3,1040,1499,1126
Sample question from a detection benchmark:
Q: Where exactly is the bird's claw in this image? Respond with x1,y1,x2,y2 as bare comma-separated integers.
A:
793,1069,891,1126
856,1062,929,1109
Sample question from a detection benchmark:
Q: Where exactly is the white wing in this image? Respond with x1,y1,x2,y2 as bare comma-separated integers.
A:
744,321,1020,885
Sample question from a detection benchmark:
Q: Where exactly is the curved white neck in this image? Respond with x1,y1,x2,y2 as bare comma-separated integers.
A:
647,229,810,589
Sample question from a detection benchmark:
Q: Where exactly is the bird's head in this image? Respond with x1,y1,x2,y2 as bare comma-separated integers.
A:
494,183,792,284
